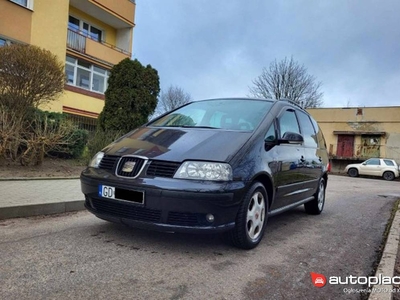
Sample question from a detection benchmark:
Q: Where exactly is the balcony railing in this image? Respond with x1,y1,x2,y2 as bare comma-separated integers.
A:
67,29,86,53
67,29,131,63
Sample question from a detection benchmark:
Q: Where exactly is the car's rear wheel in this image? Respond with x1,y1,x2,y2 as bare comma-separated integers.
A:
225,182,268,250
304,178,326,215
348,168,359,177
383,171,395,181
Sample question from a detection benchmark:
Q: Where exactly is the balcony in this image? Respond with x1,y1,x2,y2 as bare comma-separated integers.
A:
328,143,382,160
69,0,135,28
67,29,130,65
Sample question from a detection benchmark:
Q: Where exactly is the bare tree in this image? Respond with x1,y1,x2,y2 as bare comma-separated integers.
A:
0,44,65,118
0,44,75,166
249,57,323,108
156,85,192,115
19,115,77,166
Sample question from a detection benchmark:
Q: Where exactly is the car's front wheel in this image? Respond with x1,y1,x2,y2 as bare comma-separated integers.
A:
383,171,395,181
226,182,268,250
304,177,326,215
348,168,359,177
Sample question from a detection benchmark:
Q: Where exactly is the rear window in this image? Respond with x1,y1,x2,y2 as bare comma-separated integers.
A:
149,99,273,131
383,160,395,166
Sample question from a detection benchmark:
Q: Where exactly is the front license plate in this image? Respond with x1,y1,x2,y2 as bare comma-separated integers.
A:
99,185,115,199
98,185,145,204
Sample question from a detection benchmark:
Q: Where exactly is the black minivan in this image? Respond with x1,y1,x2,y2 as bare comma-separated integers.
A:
81,98,329,249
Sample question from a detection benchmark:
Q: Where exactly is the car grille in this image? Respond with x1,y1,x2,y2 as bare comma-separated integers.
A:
116,156,146,178
91,198,161,222
99,155,119,171
146,161,181,178
167,212,205,226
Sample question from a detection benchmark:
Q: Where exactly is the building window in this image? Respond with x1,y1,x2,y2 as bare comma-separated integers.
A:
68,16,103,42
0,37,13,47
65,56,109,94
9,0,33,9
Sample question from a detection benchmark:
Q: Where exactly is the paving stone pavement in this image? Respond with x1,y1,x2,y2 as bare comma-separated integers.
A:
0,179,84,219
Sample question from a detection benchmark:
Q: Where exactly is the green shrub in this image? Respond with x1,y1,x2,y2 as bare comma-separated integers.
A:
54,128,89,159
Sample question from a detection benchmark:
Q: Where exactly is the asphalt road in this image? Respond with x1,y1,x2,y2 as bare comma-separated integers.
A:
1,175,400,300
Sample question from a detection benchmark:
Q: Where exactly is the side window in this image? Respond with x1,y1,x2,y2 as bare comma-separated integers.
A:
278,110,300,138
310,117,326,149
296,111,318,148
383,159,394,166
265,122,276,142
383,160,394,166
365,159,380,165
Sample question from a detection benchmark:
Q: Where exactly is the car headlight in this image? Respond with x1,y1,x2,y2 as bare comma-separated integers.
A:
174,161,232,181
89,151,104,168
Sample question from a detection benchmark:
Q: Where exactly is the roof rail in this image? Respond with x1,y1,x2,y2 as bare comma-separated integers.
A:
279,98,305,110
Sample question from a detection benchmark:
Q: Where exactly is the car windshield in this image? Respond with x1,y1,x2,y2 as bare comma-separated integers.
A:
149,99,273,131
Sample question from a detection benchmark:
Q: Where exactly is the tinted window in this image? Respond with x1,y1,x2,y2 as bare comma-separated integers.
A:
278,110,300,138
384,160,395,166
296,111,318,148
365,159,380,165
310,117,326,149
150,99,273,131
265,122,276,142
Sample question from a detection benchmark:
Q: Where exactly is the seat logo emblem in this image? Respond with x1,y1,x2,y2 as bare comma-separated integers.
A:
122,161,136,172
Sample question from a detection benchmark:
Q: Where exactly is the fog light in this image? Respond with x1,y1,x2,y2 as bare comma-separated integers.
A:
206,214,214,223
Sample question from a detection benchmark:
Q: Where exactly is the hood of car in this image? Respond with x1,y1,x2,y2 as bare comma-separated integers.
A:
103,126,253,162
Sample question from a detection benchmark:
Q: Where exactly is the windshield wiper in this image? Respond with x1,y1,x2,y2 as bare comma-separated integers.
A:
178,125,219,129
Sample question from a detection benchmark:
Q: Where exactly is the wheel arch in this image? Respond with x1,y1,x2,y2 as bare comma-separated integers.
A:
322,172,328,187
250,173,274,212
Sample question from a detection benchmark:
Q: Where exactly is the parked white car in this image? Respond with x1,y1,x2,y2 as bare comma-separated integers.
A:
345,158,400,181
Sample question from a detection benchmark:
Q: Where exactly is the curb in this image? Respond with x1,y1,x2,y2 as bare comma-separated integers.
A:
0,200,85,220
369,202,400,300
0,177,80,181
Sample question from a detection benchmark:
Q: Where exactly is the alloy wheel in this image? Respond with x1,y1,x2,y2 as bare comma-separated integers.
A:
246,191,266,240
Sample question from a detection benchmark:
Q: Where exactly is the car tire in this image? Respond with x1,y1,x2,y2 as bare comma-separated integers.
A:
304,177,326,215
225,182,268,250
348,168,359,177
383,171,395,181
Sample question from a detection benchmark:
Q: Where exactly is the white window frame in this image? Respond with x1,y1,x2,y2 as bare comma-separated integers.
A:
9,0,33,10
65,56,109,94
68,15,105,43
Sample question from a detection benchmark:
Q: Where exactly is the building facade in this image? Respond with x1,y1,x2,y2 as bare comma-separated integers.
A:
0,0,135,127
308,107,400,173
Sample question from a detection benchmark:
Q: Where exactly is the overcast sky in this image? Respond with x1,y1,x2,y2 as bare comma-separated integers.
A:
133,0,400,108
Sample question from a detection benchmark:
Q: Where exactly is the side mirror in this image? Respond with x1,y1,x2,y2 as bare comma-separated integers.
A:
362,163,366,165
278,132,304,145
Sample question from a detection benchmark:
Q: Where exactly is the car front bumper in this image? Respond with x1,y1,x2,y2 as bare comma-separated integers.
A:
81,168,247,233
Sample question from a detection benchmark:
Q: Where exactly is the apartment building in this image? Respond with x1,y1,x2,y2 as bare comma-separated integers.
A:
0,0,136,126
308,106,400,172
